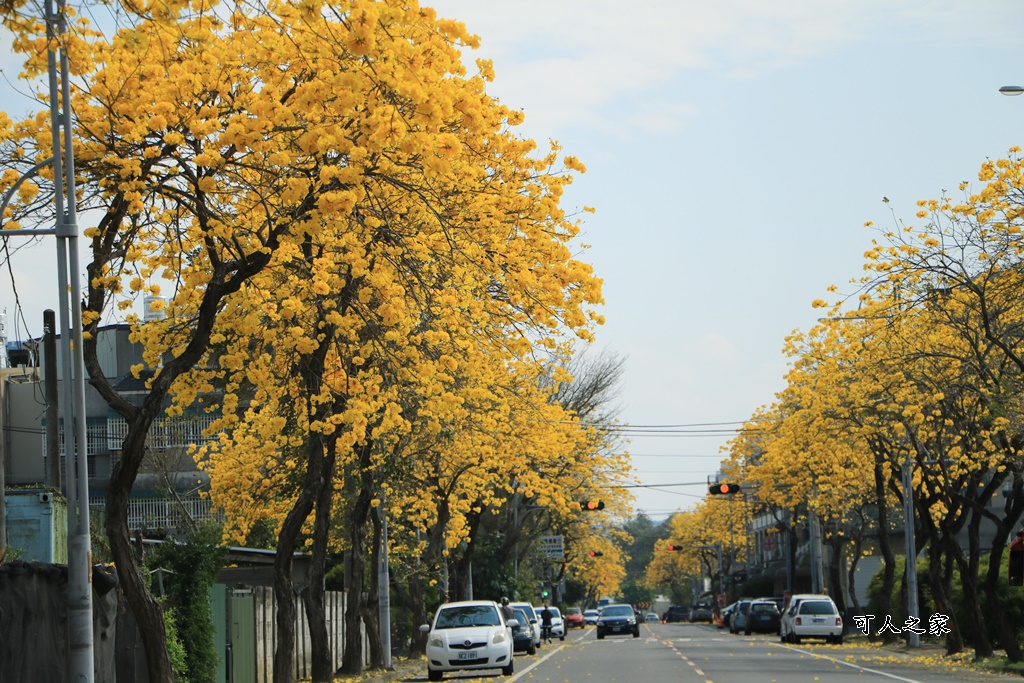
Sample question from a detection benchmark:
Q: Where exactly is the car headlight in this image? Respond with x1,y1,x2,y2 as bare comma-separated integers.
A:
428,635,443,648
492,631,507,644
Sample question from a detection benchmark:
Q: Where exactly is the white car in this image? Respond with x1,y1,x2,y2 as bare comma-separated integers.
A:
421,600,516,681
535,605,565,640
779,594,844,645
583,609,599,625
510,601,542,648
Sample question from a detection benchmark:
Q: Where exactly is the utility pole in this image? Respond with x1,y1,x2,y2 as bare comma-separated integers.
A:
0,0,95,676
377,491,392,669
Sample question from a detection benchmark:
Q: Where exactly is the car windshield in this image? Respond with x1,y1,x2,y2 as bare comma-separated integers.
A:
751,603,776,612
799,601,837,615
601,605,633,617
435,605,501,629
566,608,581,615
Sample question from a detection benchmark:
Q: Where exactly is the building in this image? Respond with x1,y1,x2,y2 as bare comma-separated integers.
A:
1,324,217,534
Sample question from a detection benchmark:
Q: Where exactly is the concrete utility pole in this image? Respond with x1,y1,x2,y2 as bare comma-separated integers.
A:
377,492,392,669
0,0,95,677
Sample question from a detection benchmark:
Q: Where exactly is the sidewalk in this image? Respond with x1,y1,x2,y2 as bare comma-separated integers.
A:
332,656,423,683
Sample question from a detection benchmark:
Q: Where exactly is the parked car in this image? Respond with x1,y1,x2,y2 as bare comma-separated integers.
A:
729,600,753,634
645,612,659,623
510,602,541,649
690,603,714,623
420,600,516,681
743,600,782,635
563,607,585,629
510,608,536,655
596,603,640,639
779,594,844,645
662,605,690,623
535,605,565,640
583,609,600,625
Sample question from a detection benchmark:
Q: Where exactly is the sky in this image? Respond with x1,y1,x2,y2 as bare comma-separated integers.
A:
2,1,1024,521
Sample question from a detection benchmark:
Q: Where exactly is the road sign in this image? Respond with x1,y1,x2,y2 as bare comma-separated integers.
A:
538,535,564,559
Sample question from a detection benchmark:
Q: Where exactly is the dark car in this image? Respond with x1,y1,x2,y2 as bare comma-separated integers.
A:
596,603,640,639
689,603,714,623
663,605,690,623
511,608,536,655
743,600,782,635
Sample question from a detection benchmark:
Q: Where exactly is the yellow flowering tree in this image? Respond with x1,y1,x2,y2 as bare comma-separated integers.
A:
0,1,605,681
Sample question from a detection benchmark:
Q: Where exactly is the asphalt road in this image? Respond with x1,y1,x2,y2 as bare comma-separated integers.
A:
385,621,1019,683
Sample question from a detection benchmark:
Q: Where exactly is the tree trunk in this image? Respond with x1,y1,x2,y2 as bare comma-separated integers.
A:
362,604,384,668
982,474,1024,661
872,450,897,643
825,533,847,617
303,446,337,683
927,544,963,654
105,421,174,683
273,480,319,683
952,526,992,657
341,482,374,674
846,532,864,615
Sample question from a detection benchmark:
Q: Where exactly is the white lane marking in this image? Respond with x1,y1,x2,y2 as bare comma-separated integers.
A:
774,644,930,683
511,640,565,679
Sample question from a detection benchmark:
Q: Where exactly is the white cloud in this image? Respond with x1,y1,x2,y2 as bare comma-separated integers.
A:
427,0,1023,134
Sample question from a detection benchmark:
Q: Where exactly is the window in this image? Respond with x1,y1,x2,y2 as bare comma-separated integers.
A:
799,601,837,616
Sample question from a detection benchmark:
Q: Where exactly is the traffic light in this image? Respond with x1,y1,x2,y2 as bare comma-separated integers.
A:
666,544,684,551
541,587,550,598
579,499,605,511
708,483,741,495
588,550,604,557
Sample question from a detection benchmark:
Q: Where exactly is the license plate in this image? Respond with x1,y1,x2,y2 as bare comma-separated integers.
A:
458,651,478,660
813,618,825,624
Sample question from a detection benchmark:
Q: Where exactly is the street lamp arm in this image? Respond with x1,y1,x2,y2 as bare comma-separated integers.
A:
0,157,58,236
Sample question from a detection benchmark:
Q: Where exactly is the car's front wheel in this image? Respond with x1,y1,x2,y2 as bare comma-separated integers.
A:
502,660,514,676
427,667,443,681
632,629,639,638
597,630,605,640
527,642,536,656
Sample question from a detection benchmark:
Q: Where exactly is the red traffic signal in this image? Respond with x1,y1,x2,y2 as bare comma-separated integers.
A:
589,550,604,557
708,483,741,495
666,544,684,551
579,500,605,511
